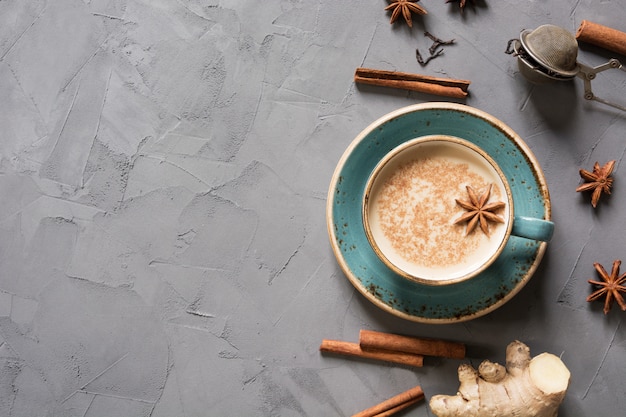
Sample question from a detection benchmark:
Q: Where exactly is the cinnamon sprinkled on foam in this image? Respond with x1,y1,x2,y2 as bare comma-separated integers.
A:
376,157,503,269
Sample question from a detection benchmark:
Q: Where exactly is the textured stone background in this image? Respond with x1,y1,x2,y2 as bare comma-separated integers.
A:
1,0,625,416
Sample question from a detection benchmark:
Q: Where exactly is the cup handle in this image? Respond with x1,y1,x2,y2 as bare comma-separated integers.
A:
511,216,554,242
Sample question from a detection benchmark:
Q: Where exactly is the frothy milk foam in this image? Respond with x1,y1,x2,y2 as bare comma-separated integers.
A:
365,136,511,283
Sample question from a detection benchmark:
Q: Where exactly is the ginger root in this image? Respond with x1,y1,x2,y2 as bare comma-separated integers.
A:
429,340,570,417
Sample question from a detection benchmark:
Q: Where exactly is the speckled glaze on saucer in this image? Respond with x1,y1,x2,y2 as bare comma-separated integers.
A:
326,102,551,323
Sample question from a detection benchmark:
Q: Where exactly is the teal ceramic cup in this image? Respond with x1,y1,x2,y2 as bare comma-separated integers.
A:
327,102,555,322
363,135,554,286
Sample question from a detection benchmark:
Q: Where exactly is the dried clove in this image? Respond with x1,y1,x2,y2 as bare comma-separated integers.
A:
416,48,444,66
416,31,455,66
425,31,455,55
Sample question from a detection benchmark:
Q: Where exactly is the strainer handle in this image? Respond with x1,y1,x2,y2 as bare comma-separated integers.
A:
577,59,626,112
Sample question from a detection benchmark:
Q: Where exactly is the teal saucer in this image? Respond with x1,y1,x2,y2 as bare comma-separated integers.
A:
326,103,551,323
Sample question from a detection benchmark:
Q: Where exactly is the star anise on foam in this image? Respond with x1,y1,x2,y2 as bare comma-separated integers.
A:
446,0,475,10
385,0,427,28
454,184,505,236
586,260,626,315
576,160,615,208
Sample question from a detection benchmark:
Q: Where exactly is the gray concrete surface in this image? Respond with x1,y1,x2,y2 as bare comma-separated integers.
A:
1,0,625,416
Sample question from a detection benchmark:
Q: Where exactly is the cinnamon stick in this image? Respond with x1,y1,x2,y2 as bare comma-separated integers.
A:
576,20,626,57
351,385,424,417
354,67,470,99
319,340,424,367
359,330,465,359
372,397,421,417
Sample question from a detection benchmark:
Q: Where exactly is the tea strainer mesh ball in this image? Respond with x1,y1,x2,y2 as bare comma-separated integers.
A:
519,24,580,78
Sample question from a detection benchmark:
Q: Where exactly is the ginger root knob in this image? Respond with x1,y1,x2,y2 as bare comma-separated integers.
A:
429,340,570,417
478,360,506,382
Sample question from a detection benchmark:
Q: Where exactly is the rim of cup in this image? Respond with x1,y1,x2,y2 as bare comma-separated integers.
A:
362,135,515,286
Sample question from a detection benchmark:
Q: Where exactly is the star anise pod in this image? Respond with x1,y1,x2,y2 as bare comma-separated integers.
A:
446,0,475,10
385,0,427,28
576,160,615,208
586,260,626,314
454,184,505,236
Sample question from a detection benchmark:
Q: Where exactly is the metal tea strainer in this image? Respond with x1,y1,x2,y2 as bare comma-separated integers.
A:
506,24,626,112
